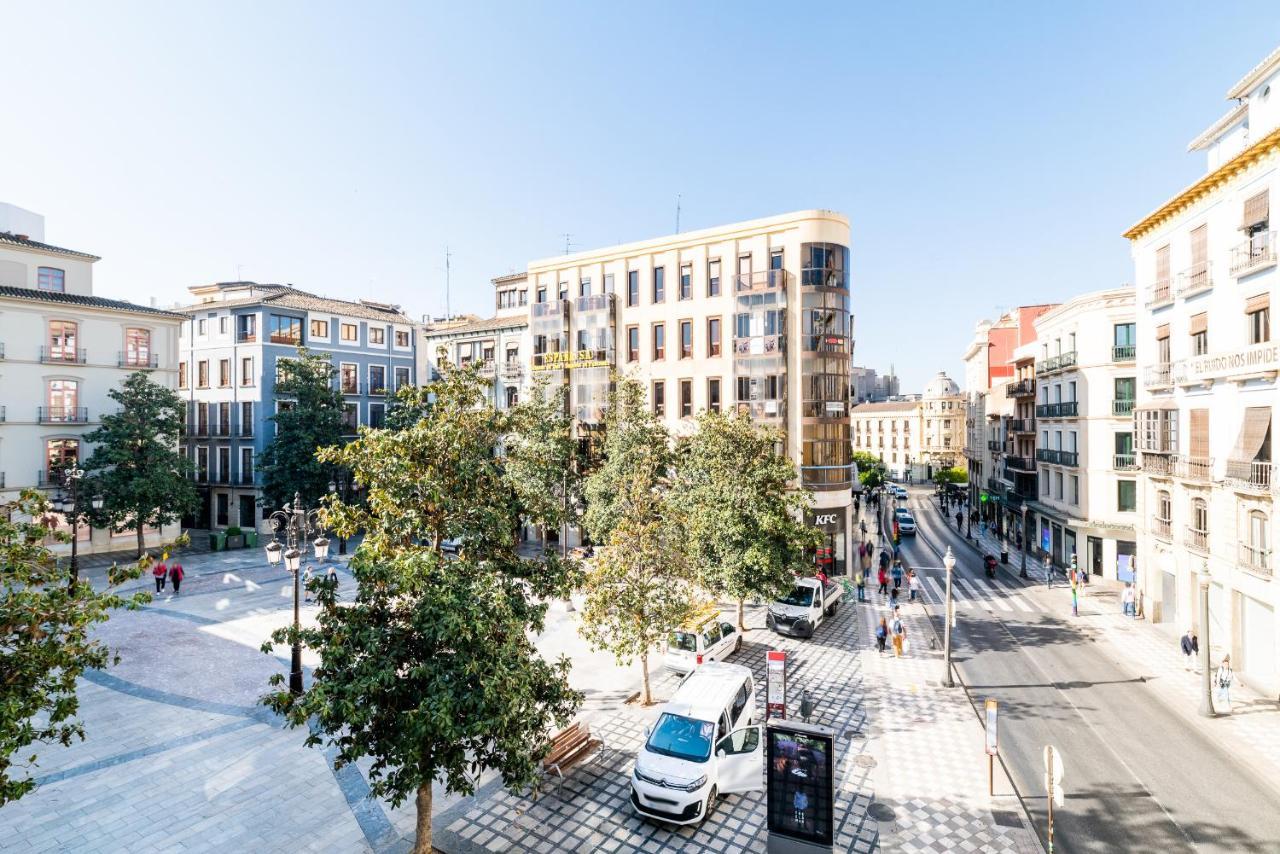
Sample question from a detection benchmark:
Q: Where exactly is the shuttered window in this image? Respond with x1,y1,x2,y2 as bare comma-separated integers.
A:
1190,224,1208,268
1189,409,1209,459
1242,190,1270,231
1155,245,1171,283
1229,407,1272,463
1189,313,1208,334
1155,324,1170,340
1246,292,1271,313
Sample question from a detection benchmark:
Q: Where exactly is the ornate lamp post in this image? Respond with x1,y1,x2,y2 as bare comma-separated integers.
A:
942,546,956,688
55,466,103,585
265,492,329,695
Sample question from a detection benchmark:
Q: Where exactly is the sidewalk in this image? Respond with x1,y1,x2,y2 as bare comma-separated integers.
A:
913,491,1280,798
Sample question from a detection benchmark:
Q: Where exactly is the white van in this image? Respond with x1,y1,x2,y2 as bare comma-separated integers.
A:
663,604,741,674
630,662,763,825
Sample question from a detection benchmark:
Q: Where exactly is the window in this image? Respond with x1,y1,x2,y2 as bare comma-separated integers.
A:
770,249,783,270
1247,294,1270,344
240,447,254,485
197,360,209,388
198,318,207,336
653,267,665,303
37,267,65,292
1115,377,1136,401
342,403,359,433
241,401,253,437
48,320,78,361
537,286,547,303
1114,323,1135,348
1190,312,1208,355
653,323,665,360
219,316,228,335
178,361,188,388
579,278,591,297
369,403,386,429
708,378,722,413
196,446,208,482
1068,475,1079,504
603,274,614,294
627,271,639,307
369,327,385,345
1157,490,1171,522
627,326,639,362
197,402,209,434
708,260,721,297
237,314,257,342
680,380,693,417
680,320,692,359
269,315,301,344
218,359,231,387
395,329,411,347
653,380,665,416
1054,471,1064,499
217,445,230,483
1248,510,1268,559
122,328,152,367
1191,497,1208,534
369,365,386,394
1117,480,1136,512
395,366,411,389
558,282,568,301
708,317,721,357
506,387,519,407
46,379,79,421
679,264,692,300
341,323,358,342
241,357,254,386
341,363,358,394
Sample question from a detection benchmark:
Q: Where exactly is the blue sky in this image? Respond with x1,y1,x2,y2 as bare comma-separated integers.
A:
2,3,1277,390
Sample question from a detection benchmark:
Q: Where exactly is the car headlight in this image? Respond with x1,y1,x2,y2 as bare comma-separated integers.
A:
683,775,708,792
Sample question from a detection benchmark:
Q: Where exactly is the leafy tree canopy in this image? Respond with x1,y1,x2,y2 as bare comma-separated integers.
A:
260,347,345,510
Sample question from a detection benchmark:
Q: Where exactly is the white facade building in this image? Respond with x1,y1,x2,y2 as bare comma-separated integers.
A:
1127,45,1280,696
0,221,184,554
1026,287,1138,579
851,372,965,481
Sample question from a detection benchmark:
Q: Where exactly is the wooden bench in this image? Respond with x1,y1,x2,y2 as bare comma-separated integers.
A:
537,721,603,795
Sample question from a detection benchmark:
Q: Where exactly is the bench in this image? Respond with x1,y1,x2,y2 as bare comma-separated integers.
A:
537,721,603,795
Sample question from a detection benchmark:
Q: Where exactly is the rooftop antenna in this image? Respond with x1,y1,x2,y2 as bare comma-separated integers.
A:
562,233,573,255
445,245,452,319
675,194,682,233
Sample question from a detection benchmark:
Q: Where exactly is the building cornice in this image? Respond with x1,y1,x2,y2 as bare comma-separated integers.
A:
1124,125,1280,242
1226,44,1280,100
1187,102,1248,153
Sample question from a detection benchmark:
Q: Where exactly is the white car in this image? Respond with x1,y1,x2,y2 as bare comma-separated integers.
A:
630,662,762,825
890,485,908,499
664,605,741,674
895,512,917,535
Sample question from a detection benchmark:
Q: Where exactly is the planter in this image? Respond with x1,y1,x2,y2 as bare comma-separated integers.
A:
244,531,258,547
210,531,226,551
227,535,245,550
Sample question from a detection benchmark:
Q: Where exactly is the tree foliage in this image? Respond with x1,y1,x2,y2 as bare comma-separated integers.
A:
670,411,819,629
81,371,198,557
854,450,886,490
261,363,581,854
582,378,670,544
0,491,152,804
260,347,345,510
506,374,582,547
933,465,968,486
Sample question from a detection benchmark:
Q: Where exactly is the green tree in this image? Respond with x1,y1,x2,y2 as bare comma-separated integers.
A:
582,378,670,543
261,363,580,854
670,411,819,631
854,451,886,490
933,465,968,486
385,383,433,432
260,347,345,510
506,374,582,550
0,490,152,804
81,371,197,558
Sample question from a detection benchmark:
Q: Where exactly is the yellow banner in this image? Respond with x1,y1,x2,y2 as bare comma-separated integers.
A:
533,349,610,371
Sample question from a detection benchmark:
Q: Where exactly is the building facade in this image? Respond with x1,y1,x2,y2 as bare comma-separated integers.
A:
851,372,964,481
176,282,417,532
1128,46,1280,696
1023,288,1138,578
0,210,184,554
420,274,531,409
523,210,855,574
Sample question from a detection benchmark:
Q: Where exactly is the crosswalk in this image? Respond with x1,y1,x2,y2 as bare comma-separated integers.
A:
898,570,1047,615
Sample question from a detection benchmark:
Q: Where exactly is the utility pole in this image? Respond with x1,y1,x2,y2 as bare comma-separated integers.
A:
444,245,452,319
1199,572,1215,717
675,194,681,233
942,546,956,688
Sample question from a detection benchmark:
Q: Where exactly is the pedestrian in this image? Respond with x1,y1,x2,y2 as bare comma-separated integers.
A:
860,519,867,537
890,612,907,658
152,558,168,593
955,509,963,530
875,618,888,654
855,568,866,602
1044,554,1053,589
889,586,899,609
325,564,339,597
303,565,314,603
1122,583,1136,617
1215,655,1234,712
891,559,904,592
1181,628,1199,670
908,570,920,603
168,561,184,594
877,566,889,596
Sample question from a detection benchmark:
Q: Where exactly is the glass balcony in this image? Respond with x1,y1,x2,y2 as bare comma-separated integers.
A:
1230,231,1277,277
734,270,789,293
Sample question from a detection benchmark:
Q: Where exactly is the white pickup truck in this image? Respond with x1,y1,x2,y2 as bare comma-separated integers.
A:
765,577,844,639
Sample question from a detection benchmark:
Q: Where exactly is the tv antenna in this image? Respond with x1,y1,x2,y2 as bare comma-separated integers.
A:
445,245,452,318
675,194,681,233
562,233,573,255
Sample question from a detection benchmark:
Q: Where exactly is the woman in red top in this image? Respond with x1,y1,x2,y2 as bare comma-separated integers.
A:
152,560,168,593
168,562,185,594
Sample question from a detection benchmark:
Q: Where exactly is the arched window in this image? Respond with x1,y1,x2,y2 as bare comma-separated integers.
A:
1157,490,1171,522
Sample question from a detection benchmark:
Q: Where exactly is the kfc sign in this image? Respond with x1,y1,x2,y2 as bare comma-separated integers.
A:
806,511,845,533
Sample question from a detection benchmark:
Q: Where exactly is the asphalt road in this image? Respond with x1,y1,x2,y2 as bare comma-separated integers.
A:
883,487,1280,854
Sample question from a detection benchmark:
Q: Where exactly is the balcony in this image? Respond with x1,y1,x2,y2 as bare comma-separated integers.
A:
239,471,256,485
1036,353,1076,376
575,293,615,313
1112,345,1136,362
502,361,523,380
368,382,388,395
1005,378,1034,397
240,423,254,438
1176,262,1213,299
1143,364,1172,389
801,267,849,289
1145,280,1173,309
1230,231,1277,278
268,333,301,346
1035,401,1078,418
1112,399,1135,417
214,423,230,437
801,464,853,489
236,331,257,343
1009,418,1033,433
118,352,160,369
1184,527,1209,555
188,423,209,437
1239,543,1273,577
340,382,363,396
1226,459,1275,494
1152,517,1172,540
1113,453,1139,471
38,406,88,424
40,346,86,364
531,299,570,320
1005,455,1036,472
987,440,1003,452
735,269,789,293
1036,448,1078,467
1175,455,1213,482
212,470,230,484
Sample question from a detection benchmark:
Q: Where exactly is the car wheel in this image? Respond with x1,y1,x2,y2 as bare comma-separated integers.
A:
734,636,742,653
703,785,719,820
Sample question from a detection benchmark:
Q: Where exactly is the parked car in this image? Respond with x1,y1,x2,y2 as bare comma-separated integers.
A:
630,662,762,825
664,604,742,675
766,577,843,638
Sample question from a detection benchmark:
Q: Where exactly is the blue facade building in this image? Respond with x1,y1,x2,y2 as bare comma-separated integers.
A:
177,282,417,531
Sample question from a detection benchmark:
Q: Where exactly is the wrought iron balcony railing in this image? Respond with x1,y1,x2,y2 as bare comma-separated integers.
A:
1230,231,1277,277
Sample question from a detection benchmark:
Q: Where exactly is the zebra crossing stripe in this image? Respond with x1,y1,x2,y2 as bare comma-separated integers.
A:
989,578,1036,612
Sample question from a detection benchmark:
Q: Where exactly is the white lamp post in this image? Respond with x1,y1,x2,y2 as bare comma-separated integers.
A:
943,546,956,688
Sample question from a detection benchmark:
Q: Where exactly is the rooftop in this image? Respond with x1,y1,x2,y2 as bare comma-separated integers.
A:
0,285,184,318
0,231,100,262
422,314,528,337
851,399,921,414
181,282,412,323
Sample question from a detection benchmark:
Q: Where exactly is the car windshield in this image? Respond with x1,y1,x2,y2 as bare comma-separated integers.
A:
668,631,697,653
776,585,814,607
646,713,714,763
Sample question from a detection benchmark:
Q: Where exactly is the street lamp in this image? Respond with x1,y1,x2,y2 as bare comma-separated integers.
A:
1198,572,1215,718
265,492,327,696
56,466,100,585
942,546,956,688
1019,504,1029,579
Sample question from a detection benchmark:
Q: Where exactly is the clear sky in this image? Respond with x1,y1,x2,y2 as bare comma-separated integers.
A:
2,3,1277,391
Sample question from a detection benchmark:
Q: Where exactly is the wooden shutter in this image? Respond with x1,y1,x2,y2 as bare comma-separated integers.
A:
1189,409,1209,458
1230,407,1272,462
1189,312,1208,334
1242,191,1270,230
1155,245,1171,282
1190,224,1208,267
1155,324,1170,340
1246,292,1271,313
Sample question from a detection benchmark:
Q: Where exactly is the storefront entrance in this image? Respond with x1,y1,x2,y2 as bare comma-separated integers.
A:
806,508,848,578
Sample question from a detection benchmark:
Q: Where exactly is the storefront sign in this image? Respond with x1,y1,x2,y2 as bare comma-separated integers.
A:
766,651,787,719
1175,343,1280,383
532,349,610,372
809,512,843,532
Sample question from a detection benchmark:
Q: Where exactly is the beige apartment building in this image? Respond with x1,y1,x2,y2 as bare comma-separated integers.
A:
1128,45,1280,696
523,210,855,574
851,372,965,481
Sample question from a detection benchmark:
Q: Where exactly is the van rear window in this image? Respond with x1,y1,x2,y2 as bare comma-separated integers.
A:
669,631,697,652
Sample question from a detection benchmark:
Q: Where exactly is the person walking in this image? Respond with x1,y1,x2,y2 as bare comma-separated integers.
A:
1122,583,1136,617
325,564,339,598
877,566,889,596
889,585,900,610
890,611,907,658
152,558,168,593
859,519,867,538
303,565,314,603
1215,655,1234,712
1181,628,1199,670
891,559,904,592
1044,554,1053,589
908,570,920,603
168,561,184,595
855,567,866,603
955,509,963,530
1070,571,1079,617
875,618,888,655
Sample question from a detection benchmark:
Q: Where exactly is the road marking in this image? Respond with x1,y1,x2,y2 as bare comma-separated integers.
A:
956,576,1007,611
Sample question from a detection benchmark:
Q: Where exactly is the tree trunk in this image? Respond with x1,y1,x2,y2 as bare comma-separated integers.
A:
737,598,746,632
413,782,433,853
137,525,146,560
641,651,651,705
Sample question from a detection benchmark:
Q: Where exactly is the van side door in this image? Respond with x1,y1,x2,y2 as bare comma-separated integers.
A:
714,725,764,795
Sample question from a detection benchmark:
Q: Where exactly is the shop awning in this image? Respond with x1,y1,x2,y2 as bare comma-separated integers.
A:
1230,406,1272,462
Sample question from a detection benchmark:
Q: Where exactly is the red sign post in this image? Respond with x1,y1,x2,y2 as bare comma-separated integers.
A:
766,650,787,719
